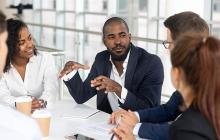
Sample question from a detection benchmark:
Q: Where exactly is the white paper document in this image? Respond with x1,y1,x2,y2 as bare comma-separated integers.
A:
75,122,114,140
61,104,100,119
75,122,149,140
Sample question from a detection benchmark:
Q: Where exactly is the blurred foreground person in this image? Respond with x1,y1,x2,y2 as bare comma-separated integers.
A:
0,11,42,140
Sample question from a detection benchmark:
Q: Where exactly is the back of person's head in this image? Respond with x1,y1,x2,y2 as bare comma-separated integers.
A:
171,33,220,139
0,11,7,76
102,17,129,36
164,11,209,41
0,11,6,33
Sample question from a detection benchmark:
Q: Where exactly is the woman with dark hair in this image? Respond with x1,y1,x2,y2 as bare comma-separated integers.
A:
0,19,58,111
169,34,219,140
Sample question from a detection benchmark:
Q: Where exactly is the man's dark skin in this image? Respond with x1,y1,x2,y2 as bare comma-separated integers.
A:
59,21,131,98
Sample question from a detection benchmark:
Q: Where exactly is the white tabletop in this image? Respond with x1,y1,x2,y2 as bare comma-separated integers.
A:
47,100,109,140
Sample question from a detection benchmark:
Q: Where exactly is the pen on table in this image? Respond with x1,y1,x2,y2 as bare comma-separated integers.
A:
110,115,122,140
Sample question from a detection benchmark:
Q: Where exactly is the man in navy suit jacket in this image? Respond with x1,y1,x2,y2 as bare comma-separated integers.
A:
59,17,164,114
110,12,209,140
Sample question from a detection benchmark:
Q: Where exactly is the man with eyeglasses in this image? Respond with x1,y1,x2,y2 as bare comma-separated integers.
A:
109,11,209,140
59,17,164,114
162,40,173,49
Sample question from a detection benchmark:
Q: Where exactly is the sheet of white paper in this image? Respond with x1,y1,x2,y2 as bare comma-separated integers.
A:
61,104,100,119
75,122,114,140
75,122,149,140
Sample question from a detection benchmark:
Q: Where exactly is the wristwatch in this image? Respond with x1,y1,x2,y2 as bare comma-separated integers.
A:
39,99,47,108
43,100,47,108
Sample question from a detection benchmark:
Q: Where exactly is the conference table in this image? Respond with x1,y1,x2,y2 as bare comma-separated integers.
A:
47,99,110,140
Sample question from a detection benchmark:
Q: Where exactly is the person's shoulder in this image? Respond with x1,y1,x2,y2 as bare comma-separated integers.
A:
36,52,53,59
34,52,54,63
96,50,109,57
172,107,202,128
171,107,217,139
95,50,109,60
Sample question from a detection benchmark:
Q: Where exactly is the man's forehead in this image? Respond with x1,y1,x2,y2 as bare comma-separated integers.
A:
104,22,128,34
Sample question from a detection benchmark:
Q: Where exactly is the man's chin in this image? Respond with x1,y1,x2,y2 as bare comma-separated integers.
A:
111,53,127,61
109,45,131,61
114,53,124,57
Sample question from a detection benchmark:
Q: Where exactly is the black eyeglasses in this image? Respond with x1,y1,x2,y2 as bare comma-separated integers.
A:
162,40,173,49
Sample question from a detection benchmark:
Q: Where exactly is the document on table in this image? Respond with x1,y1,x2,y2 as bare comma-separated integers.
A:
61,104,100,119
75,122,114,140
75,122,149,140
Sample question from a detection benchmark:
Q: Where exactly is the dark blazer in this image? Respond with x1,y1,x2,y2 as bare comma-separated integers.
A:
137,91,182,140
170,106,217,140
64,43,164,114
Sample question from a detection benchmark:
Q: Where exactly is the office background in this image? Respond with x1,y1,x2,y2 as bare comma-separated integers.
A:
0,0,220,107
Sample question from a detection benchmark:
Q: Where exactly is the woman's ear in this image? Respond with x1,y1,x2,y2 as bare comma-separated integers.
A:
171,67,181,90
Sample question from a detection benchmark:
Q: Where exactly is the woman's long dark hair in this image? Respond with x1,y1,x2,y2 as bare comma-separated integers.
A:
4,19,37,72
0,11,6,33
171,33,220,139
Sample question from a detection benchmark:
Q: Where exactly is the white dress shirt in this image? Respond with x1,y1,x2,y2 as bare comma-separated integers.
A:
133,112,142,136
0,104,42,140
0,52,59,108
108,52,130,111
63,51,130,112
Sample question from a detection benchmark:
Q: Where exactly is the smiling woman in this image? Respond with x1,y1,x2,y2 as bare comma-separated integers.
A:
4,19,37,73
0,19,59,111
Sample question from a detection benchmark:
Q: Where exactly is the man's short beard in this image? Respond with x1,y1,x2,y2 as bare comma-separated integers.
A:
110,44,131,61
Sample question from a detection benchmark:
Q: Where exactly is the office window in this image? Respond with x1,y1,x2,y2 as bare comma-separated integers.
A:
118,0,127,12
65,13,75,28
212,0,220,38
65,0,75,11
41,27,55,48
84,0,88,10
139,0,148,13
42,0,55,9
13,0,216,100
213,0,220,12
88,0,105,12
85,15,106,32
103,0,108,11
